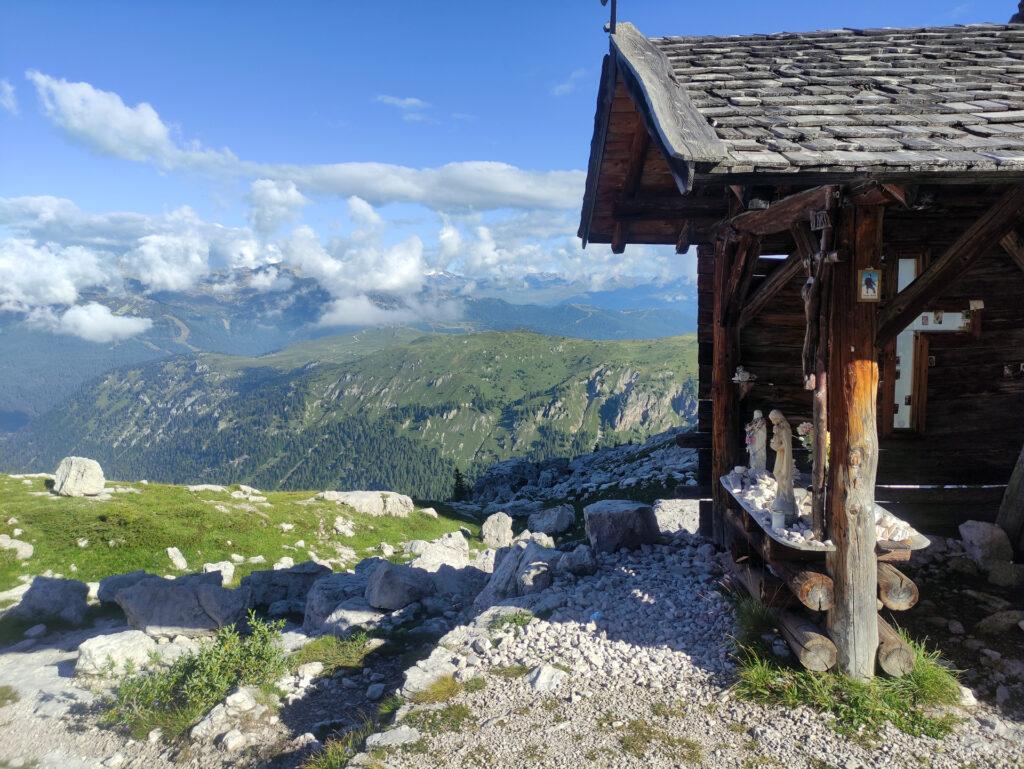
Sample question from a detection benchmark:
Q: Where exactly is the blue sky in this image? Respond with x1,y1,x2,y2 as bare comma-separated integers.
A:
0,0,1015,341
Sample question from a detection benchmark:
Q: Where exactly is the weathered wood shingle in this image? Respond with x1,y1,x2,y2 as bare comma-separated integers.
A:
637,23,1024,174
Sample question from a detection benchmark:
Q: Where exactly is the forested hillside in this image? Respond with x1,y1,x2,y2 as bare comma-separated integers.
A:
2,330,698,499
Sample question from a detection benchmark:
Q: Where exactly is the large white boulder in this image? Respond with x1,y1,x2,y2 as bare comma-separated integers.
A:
481,512,514,548
409,532,469,572
959,520,1013,566
583,499,660,553
473,540,561,608
652,498,700,535
527,504,576,536
10,576,89,625
0,534,33,560
365,562,433,611
203,561,236,586
240,560,330,610
53,456,106,497
302,564,378,635
115,575,250,638
317,490,414,517
76,630,157,676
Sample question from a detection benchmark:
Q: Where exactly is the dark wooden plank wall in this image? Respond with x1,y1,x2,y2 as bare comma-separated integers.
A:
699,247,1024,536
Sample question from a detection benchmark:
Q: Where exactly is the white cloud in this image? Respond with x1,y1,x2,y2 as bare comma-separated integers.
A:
346,195,383,230
122,232,210,292
317,294,461,328
437,217,462,262
375,95,430,110
28,302,152,343
0,79,17,115
551,68,587,97
0,238,110,311
26,72,583,210
246,179,308,235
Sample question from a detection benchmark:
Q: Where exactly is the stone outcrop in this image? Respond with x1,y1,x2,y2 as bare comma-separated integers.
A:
527,504,575,536
474,540,562,607
75,630,157,676
52,456,106,497
241,561,330,610
317,490,414,517
0,534,33,561
482,512,514,548
583,499,660,552
10,577,89,626
115,574,250,637
97,570,157,605
653,498,700,535
959,521,1014,566
302,562,380,635
365,562,433,611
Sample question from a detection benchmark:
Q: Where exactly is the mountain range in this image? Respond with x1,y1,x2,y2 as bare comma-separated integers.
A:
1,329,698,500
0,270,697,426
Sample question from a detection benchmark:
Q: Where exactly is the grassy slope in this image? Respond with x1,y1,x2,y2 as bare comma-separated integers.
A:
0,474,478,593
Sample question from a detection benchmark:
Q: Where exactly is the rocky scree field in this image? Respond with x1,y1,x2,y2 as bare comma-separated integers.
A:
0,464,1021,769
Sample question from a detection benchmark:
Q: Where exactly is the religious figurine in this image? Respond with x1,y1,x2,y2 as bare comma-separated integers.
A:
769,409,796,524
744,410,767,475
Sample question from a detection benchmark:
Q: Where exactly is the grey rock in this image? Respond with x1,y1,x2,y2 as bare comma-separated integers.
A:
241,560,331,609
474,541,561,607
652,498,700,534
526,664,566,692
527,504,576,536
98,570,157,605
365,725,421,749
556,544,597,576
365,683,385,700
9,576,89,625
302,567,377,633
0,534,33,560
977,610,1024,636
365,561,433,611
203,561,235,585
583,499,660,553
959,520,1013,566
76,630,157,676
53,456,106,497
115,576,251,637
482,512,514,548
166,547,188,571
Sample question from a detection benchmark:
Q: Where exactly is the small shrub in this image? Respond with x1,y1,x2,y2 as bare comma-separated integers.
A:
410,674,462,704
290,632,373,676
489,610,533,632
403,703,475,734
103,613,286,741
729,592,776,648
377,694,404,717
0,684,19,708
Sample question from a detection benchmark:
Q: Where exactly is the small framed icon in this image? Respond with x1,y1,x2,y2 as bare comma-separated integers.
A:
858,268,881,302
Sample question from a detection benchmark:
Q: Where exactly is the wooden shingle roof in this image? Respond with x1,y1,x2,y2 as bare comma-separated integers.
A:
619,22,1024,178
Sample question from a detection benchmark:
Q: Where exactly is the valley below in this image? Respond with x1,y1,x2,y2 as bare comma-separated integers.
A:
1,330,698,500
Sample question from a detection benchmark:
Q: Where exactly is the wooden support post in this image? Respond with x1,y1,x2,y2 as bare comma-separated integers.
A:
876,562,919,611
877,616,916,677
711,238,739,548
996,442,1024,558
732,560,797,609
826,203,883,680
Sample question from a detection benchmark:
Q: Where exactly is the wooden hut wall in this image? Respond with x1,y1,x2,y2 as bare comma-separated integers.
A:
699,243,1024,536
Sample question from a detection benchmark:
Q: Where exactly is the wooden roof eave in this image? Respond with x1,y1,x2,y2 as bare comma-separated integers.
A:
578,22,729,248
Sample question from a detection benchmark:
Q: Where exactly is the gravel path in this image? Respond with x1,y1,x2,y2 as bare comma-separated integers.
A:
369,538,1024,769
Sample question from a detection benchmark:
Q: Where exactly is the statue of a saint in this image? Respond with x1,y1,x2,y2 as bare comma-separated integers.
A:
769,409,796,521
745,410,767,475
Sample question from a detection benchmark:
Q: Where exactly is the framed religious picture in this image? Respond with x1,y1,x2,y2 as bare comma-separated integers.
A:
858,268,881,302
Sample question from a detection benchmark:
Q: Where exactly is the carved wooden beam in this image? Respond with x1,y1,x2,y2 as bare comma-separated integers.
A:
614,194,726,220
1000,229,1024,274
675,221,692,254
877,186,1024,346
847,182,910,208
736,222,817,330
724,235,761,325
727,185,839,236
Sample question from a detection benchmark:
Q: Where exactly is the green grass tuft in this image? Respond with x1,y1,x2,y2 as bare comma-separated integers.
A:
410,674,463,704
302,720,378,769
490,664,531,679
289,632,374,677
102,613,286,742
488,610,533,632
733,638,961,739
617,719,702,762
404,703,475,734
463,677,487,693
0,684,20,708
